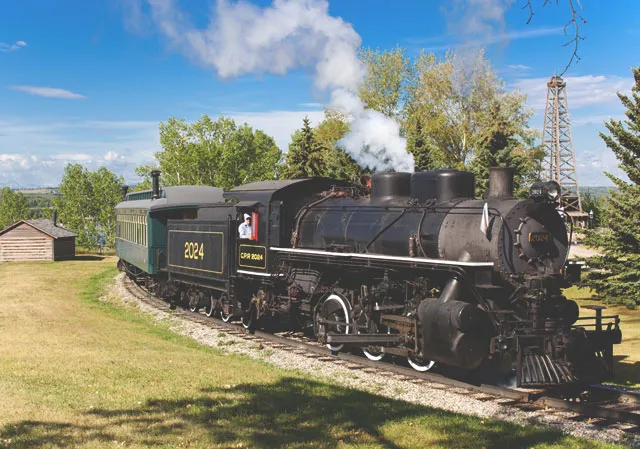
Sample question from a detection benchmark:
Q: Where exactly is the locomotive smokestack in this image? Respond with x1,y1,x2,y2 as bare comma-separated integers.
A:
151,170,161,200
487,167,515,199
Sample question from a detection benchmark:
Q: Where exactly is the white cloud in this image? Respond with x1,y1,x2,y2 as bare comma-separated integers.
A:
0,40,27,52
11,85,86,100
0,109,329,187
572,114,626,127
408,27,563,51
513,75,633,112
506,64,530,70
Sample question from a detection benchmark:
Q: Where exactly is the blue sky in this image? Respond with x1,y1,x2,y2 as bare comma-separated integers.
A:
0,0,638,187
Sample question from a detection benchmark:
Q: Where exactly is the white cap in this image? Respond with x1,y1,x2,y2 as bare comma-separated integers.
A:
244,213,251,220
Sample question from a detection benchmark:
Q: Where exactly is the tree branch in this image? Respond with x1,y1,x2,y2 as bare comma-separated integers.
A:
523,0,587,76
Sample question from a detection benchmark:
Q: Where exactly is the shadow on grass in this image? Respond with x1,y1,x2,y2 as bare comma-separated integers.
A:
0,377,584,448
71,255,106,262
613,355,640,388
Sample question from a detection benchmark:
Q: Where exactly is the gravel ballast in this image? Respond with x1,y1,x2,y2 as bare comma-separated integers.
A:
111,274,639,448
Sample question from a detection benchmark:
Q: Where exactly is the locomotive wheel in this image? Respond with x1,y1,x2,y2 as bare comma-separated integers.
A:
362,328,389,362
204,295,216,317
219,294,233,323
408,355,435,372
318,294,351,352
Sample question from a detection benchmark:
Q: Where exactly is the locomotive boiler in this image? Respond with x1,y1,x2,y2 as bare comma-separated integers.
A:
116,168,621,387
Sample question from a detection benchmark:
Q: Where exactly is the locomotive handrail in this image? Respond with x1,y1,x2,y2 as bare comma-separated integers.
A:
270,247,495,267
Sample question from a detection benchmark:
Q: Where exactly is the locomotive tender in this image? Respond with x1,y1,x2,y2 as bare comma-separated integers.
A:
116,168,621,387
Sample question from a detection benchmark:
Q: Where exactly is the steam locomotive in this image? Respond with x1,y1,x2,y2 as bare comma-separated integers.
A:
115,168,621,387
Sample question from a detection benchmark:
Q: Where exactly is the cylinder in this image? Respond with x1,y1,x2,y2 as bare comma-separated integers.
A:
487,167,515,199
435,170,475,203
417,298,491,369
151,170,161,200
370,172,411,202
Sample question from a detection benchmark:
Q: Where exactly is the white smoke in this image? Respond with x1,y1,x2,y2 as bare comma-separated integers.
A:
142,0,413,172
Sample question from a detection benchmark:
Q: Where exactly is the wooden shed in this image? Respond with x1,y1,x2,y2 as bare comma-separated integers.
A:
0,219,77,262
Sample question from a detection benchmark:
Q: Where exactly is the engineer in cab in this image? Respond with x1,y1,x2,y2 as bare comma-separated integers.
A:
238,213,252,239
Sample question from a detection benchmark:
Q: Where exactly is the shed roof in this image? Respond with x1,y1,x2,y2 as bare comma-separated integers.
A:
0,219,77,239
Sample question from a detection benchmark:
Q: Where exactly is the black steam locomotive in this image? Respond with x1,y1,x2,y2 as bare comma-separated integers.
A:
116,168,621,387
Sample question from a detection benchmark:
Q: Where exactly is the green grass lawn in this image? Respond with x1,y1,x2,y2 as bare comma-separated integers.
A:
565,286,640,389
0,259,628,449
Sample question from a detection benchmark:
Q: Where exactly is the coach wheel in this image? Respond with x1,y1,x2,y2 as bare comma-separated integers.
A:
408,354,435,372
219,294,233,323
318,294,351,352
204,295,216,317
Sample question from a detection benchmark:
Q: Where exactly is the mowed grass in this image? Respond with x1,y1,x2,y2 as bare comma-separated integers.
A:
0,260,626,449
565,286,640,389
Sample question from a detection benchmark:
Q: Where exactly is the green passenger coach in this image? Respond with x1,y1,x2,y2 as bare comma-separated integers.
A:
115,174,224,276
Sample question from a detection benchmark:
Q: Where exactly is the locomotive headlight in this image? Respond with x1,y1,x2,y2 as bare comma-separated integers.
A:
530,181,561,202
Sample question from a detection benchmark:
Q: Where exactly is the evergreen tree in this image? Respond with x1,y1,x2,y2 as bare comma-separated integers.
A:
406,115,435,171
584,66,640,308
282,117,326,178
470,101,538,198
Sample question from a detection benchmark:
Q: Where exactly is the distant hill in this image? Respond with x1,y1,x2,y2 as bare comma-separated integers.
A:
16,188,61,196
582,186,616,198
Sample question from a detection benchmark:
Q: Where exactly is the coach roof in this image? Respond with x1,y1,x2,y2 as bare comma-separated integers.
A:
116,185,224,211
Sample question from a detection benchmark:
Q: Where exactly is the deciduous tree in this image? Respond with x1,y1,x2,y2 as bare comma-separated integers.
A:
54,164,124,248
0,187,29,229
149,115,282,190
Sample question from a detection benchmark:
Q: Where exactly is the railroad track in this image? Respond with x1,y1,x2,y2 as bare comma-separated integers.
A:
121,275,640,434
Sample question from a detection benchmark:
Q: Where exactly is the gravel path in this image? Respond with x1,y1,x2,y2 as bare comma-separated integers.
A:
110,274,639,448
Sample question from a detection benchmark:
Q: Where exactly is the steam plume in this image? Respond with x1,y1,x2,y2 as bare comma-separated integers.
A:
142,0,413,172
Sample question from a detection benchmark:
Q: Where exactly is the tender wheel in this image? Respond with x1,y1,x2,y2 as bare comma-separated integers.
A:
317,294,351,352
204,295,216,317
241,306,256,330
408,355,435,372
219,294,233,323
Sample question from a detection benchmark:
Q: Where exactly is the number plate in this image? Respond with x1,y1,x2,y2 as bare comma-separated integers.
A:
528,231,551,245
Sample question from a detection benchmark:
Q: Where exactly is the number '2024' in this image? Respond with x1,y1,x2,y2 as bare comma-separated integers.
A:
184,242,204,260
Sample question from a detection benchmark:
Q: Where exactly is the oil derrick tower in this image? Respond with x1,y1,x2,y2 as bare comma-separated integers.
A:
540,75,589,228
